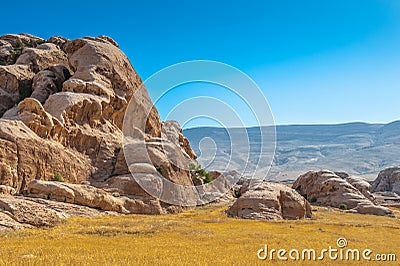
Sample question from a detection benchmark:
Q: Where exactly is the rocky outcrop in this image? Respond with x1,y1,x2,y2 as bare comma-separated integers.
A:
293,170,393,217
0,65,34,117
16,43,69,73
371,167,400,195
30,65,70,103
0,34,196,192
227,179,312,220
0,34,45,66
26,180,163,215
0,33,200,226
0,196,60,227
0,120,92,191
344,175,374,201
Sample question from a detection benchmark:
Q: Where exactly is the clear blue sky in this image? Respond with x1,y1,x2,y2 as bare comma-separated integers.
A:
2,0,400,126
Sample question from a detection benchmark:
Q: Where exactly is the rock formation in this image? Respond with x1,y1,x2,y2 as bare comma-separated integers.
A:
0,33,198,230
293,170,393,217
371,167,400,195
227,179,312,220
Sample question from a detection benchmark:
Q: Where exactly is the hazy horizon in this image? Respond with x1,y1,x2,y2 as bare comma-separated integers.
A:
181,119,399,130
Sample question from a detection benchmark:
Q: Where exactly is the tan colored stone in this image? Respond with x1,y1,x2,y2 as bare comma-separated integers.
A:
293,170,393,217
31,65,70,103
16,43,68,73
0,64,34,117
227,180,312,220
0,120,92,191
372,167,400,195
0,185,16,195
0,195,60,227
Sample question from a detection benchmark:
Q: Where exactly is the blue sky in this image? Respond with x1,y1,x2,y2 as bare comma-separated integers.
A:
2,0,400,126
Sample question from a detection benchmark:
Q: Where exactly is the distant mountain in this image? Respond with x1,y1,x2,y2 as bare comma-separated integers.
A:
183,121,400,181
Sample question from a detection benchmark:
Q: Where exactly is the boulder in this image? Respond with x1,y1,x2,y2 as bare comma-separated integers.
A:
0,33,200,226
162,120,197,160
0,34,45,66
0,120,92,191
30,65,70,103
26,179,163,215
0,195,60,227
227,180,312,220
293,170,393,217
0,185,16,195
371,167,400,195
16,43,69,73
345,175,374,201
0,64,34,117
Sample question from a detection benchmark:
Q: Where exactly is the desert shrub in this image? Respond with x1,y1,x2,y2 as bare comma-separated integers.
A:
203,174,212,184
233,189,241,198
53,172,64,182
112,192,120,197
156,166,165,176
339,203,348,210
189,163,211,184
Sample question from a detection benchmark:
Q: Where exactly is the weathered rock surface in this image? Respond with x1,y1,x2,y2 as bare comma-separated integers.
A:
371,167,400,195
27,180,163,215
0,64,34,117
0,34,45,66
0,119,92,191
0,33,199,228
344,175,375,201
227,179,312,220
293,170,393,217
16,43,68,73
0,195,60,227
31,65,70,103
0,185,16,195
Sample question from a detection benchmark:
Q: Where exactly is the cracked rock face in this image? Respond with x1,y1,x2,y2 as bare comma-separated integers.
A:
227,179,312,220
292,170,393,217
0,34,198,226
372,167,400,195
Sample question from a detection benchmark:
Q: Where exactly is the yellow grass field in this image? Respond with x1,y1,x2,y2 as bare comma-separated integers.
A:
0,204,399,265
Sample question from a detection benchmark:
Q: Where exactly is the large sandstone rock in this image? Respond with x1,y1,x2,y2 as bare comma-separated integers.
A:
0,34,45,66
27,179,163,215
0,33,199,223
371,167,400,195
0,65,34,117
31,65,70,103
0,119,92,191
227,180,312,220
293,170,393,217
162,120,197,160
0,195,60,227
345,175,374,201
16,43,69,73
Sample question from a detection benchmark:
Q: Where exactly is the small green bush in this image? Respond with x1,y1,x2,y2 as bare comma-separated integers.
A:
233,190,241,198
203,175,212,184
53,172,64,182
112,192,120,197
189,163,211,184
156,166,165,176
339,203,348,210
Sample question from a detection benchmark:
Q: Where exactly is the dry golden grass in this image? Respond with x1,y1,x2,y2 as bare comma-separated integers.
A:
0,204,399,265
